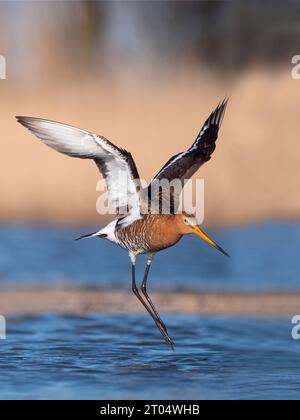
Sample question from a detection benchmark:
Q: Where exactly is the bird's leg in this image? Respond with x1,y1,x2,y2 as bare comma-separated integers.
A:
141,254,174,347
131,262,174,349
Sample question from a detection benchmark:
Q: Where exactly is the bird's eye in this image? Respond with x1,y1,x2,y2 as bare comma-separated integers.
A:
184,218,189,225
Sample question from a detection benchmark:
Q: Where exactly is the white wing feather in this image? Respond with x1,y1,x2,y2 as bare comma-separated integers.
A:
16,117,142,223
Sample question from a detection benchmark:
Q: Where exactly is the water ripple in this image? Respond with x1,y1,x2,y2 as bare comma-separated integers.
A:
0,314,298,399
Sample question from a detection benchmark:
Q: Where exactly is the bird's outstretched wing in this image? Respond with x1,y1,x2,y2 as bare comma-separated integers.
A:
146,99,228,213
16,117,142,220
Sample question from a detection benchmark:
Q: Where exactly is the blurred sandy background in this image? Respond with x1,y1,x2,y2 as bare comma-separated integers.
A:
0,0,300,227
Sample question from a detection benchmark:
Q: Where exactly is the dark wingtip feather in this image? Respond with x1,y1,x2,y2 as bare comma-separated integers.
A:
16,116,34,129
189,97,230,161
16,116,25,124
212,97,229,127
16,116,27,122
218,97,229,126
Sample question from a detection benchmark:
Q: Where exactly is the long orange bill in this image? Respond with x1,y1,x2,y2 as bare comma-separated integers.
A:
192,226,229,257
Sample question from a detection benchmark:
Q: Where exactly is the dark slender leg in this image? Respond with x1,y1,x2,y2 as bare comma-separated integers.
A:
131,263,174,349
141,254,174,348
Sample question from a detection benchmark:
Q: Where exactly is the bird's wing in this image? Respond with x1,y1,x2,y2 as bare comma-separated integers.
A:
16,117,142,218
146,99,228,213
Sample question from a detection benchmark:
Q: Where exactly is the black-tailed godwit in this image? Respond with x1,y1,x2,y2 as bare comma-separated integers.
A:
16,99,228,349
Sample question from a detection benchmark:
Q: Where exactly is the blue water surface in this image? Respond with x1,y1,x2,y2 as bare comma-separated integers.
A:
0,222,299,400
0,221,299,292
0,314,299,400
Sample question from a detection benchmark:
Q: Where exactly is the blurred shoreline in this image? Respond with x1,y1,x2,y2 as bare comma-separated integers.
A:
1,289,299,316
1,69,299,227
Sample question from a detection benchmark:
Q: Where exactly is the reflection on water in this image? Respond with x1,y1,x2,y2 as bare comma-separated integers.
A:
0,222,299,291
0,314,299,399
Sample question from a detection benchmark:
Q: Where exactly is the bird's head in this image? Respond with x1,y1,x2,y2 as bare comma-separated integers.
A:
177,213,229,257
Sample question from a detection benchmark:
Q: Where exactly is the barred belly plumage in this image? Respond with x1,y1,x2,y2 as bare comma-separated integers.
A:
116,217,151,254
115,214,183,255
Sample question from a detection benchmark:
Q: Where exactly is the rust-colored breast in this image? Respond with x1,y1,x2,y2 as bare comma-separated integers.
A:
116,214,183,254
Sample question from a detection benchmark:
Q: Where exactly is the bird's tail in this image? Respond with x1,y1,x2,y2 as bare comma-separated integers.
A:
75,231,100,241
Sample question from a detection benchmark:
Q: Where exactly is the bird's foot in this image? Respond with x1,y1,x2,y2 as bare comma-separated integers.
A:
164,334,175,351
155,320,175,350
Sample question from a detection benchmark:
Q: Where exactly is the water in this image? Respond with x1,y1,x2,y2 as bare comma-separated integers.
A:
0,222,299,399
0,314,299,400
0,221,299,292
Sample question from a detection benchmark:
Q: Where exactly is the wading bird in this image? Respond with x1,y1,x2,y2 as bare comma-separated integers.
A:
16,99,228,349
